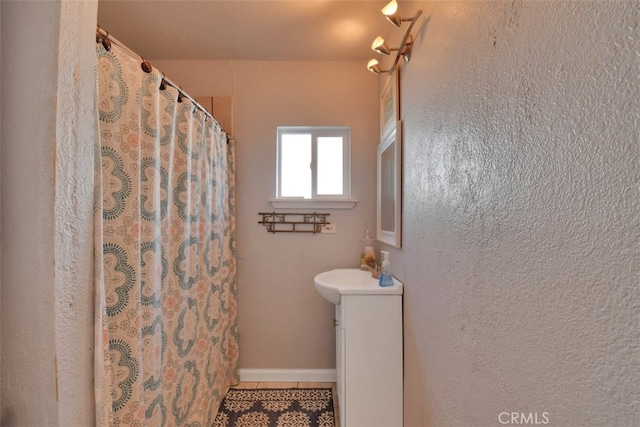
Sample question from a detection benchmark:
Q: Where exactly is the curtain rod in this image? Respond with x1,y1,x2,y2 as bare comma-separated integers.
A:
96,25,228,137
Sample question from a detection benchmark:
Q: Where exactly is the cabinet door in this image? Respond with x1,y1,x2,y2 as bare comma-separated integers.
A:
343,295,403,427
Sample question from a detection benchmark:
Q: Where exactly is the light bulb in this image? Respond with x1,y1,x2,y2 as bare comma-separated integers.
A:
381,0,398,17
367,58,382,74
371,36,391,55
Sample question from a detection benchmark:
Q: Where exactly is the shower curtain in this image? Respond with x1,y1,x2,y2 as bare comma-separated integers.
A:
94,41,239,426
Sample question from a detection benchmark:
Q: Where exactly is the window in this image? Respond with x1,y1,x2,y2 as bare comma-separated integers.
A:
272,126,355,209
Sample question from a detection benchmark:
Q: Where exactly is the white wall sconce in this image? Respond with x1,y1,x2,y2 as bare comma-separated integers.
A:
367,58,389,75
367,0,422,74
371,34,414,63
381,0,413,27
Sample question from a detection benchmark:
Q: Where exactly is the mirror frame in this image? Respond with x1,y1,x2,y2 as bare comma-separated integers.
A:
377,121,402,248
380,69,398,139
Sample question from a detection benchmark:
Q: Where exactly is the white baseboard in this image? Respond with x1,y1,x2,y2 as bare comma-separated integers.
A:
239,368,337,383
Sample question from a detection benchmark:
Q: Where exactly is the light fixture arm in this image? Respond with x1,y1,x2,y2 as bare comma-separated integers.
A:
390,9,422,73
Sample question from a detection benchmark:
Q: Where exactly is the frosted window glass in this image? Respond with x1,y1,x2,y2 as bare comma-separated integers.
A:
276,126,350,201
317,137,343,195
280,134,311,198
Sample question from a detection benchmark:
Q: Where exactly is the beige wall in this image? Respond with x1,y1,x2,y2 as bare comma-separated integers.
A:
154,59,380,369
0,0,97,425
391,1,639,425
1,2,61,423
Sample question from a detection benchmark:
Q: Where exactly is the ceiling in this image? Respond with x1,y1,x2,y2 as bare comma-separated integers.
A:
97,0,394,61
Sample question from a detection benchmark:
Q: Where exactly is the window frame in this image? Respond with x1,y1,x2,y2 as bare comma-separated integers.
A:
272,126,356,209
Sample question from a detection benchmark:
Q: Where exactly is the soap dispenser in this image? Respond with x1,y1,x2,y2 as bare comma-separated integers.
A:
379,250,394,287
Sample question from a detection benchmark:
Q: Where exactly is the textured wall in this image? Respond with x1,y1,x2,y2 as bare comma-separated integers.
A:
1,2,62,424
152,59,380,370
1,1,97,425
392,1,639,425
54,0,98,424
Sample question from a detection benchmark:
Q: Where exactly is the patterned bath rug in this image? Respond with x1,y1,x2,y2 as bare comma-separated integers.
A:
212,388,335,427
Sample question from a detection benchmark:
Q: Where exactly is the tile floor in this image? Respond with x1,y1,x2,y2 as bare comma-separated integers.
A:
229,381,340,427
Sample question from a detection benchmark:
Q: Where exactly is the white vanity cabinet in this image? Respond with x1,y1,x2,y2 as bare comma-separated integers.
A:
335,293,403,427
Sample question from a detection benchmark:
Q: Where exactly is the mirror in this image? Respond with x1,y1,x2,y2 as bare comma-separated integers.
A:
377,122,402,247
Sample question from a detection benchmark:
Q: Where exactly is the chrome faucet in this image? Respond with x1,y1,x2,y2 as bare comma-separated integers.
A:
360,263,381,279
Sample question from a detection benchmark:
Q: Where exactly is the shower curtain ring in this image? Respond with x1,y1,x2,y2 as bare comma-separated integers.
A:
160,74,168,91
141,58,153,74
102,37,112,52
96,28,112,51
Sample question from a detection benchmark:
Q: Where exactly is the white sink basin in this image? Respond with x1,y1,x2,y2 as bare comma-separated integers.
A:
313,268,403,304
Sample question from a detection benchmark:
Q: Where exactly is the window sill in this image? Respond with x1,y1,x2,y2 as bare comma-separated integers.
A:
268,198,358,210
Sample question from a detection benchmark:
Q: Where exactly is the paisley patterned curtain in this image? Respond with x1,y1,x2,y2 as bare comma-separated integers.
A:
94,41,239,426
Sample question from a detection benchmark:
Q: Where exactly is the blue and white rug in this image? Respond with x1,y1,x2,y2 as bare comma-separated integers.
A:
213,388,335,427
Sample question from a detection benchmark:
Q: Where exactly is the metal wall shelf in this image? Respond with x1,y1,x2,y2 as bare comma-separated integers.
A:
258,212,330,234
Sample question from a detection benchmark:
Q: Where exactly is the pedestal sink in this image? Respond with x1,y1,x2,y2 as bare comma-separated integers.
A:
313,268,403,304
